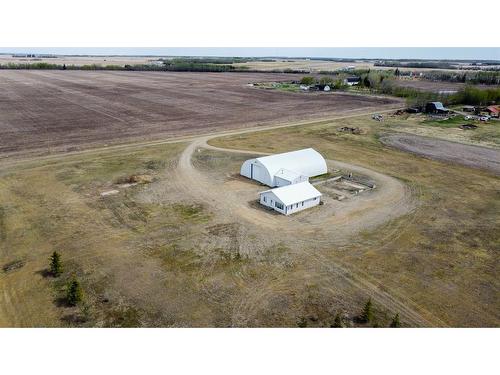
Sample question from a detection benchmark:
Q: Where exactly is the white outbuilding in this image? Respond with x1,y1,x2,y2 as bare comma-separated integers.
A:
240,148,327,187
259,181,322,215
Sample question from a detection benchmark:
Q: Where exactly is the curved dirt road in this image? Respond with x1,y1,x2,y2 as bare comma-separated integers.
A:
171,121,449,327
177,135,415,245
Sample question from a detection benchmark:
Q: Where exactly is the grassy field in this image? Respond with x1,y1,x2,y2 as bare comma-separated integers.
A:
0,139,381,327
209,115,500,327
0,143,195,327
1,112,498,327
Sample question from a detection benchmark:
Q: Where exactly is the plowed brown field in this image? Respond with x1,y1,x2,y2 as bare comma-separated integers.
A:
0,70,401,157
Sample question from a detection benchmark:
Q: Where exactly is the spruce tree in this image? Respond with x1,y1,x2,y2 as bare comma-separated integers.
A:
390,313,401,328
49,251,63,277
297,316,307,328
66,279,83,306
331,313,344,328
361,298,373,323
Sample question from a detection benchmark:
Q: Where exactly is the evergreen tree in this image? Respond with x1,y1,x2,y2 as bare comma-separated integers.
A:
390,313,401,328
361,298,373,323
66,279,83,306
331,313,344,328
297,316,307,328
49,251,63,277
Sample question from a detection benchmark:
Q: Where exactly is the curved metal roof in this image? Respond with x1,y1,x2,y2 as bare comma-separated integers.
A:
255,148,327,179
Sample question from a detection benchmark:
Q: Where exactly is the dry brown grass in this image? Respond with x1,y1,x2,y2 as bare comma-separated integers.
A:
209,116,500,327
1,112,498,327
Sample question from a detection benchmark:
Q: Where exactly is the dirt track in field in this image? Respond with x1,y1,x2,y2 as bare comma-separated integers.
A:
380,133,500,176
167,118,446,327
0,106,452,327
0,70,401,157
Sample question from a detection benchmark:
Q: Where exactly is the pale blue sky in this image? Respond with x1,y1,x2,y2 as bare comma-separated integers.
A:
0,48,499,60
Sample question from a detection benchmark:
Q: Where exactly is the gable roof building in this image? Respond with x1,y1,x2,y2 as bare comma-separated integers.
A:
425,101,449,114
259,182,322,215
345,77,361,86
486,105,499,117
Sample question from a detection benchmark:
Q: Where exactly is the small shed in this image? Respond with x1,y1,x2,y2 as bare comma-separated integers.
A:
463,105,475,112
425,102,449,114
259,182,322,215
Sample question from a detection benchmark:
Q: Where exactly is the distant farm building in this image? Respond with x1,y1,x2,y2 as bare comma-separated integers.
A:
240,148,327,187
241,148,327,215
425,102,449,114
259,182,322,215
462,105,475,112
309,84,331,92
486,105,500,118
344,77,361,86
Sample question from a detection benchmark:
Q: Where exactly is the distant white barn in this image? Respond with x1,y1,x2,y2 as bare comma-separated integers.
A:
259,182,322,215
240,148,327,187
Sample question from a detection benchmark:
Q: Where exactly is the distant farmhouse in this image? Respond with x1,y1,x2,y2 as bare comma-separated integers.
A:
344,77,361,86
486,105,500,118
240,148,327,215
425,102,449,114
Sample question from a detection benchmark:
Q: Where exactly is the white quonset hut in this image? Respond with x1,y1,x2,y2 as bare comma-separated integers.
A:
259,182,322,215
240,148,327,187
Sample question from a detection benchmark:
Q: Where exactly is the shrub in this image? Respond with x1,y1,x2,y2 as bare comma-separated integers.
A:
300,76,316,85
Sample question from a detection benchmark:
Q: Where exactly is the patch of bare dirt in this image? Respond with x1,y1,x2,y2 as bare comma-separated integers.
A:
380,133,500,175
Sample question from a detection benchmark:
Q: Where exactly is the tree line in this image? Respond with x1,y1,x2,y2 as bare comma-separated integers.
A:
420,70,500,85
0,61,249,72
375,60,500,72
348,71,500,106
